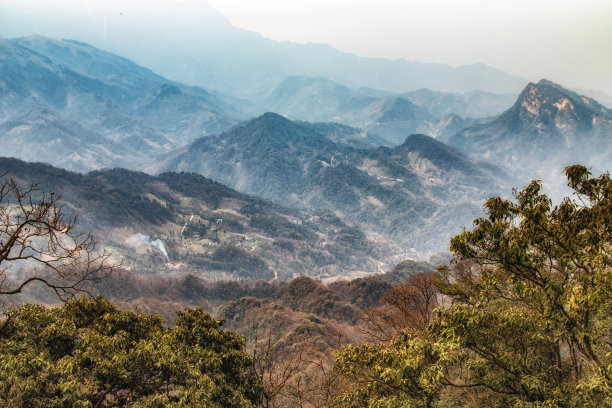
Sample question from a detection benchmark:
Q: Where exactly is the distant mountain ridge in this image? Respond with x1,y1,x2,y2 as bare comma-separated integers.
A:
264,76,516,120
261,76,511,145
0,2,528,100
0,36,243,172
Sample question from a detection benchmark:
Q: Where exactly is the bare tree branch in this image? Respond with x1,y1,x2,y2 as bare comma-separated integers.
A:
0,175,115,301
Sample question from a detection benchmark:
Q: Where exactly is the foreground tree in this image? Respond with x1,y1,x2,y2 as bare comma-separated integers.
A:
252,333,346,408
0,296,263,407
0,175,113,299
337,165,612,407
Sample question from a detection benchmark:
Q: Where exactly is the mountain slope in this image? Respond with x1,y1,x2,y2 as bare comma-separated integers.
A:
449,79,612,186
0,157,389,280
400,88,517,119
0,3,527,99
261,76,512,145
153,113,508,254
0,36,242,172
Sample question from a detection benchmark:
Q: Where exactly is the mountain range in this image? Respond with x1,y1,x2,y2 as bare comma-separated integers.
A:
152,112,508,253
0,3,528,100
0,36,243,172
0,35,517,258
0,157,392,281
1,35,610,276
261,76,514,145
0,36,516,170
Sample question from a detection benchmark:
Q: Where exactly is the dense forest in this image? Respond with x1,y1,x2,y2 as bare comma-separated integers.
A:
0,165,610,407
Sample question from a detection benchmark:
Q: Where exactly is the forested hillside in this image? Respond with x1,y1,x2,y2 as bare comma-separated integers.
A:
154,112,509,254
0,157,390,281
0,36,243,172
0,8,609,407
1,166,608,407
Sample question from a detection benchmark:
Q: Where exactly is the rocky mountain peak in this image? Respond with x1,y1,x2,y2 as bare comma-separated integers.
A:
494,79,611,137
448,79,611,189
515,79,609,119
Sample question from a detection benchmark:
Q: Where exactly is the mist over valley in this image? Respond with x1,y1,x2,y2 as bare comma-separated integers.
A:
0,3,610,406
1,30,610,280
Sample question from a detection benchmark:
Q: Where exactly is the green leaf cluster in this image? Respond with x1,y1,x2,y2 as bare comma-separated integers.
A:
0,297,263,407
336,165,612,407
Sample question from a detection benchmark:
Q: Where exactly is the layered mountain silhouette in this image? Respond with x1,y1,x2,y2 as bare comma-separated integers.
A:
449,80,612,187
0,2,527,100
153,113,508,253
261,76,511,145
3,35,608,264
0,157,388,280
0,36,242,172
398,88,518,119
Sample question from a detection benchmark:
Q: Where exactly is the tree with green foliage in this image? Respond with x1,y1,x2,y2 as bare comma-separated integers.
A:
0,296,263,407
336,165,612,407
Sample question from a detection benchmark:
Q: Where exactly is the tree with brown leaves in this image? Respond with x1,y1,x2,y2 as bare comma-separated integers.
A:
360,271,439,343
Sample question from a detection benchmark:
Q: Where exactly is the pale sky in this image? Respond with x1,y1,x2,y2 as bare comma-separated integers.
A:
208,0,612,95
2,0,612,95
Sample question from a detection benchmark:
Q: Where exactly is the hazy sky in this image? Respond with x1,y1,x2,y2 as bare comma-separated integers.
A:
208,0,612,94
2,0,612,95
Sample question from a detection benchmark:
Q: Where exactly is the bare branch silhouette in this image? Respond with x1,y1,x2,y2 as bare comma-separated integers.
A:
0,175,115,300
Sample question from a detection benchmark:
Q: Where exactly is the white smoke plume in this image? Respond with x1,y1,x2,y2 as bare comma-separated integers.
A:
127,233,169,261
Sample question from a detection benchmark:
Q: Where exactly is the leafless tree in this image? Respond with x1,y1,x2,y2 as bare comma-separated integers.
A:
0,175,114,300
282,341,347,408
251,332,306,408
360,272,440,342
252,331,346,408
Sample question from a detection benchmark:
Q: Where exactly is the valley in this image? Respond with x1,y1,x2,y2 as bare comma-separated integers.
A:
0,157,394,281
0,4,610,405
1,35,610,276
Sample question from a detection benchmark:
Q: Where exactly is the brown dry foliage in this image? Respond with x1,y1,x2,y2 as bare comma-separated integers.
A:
360,271,440,342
